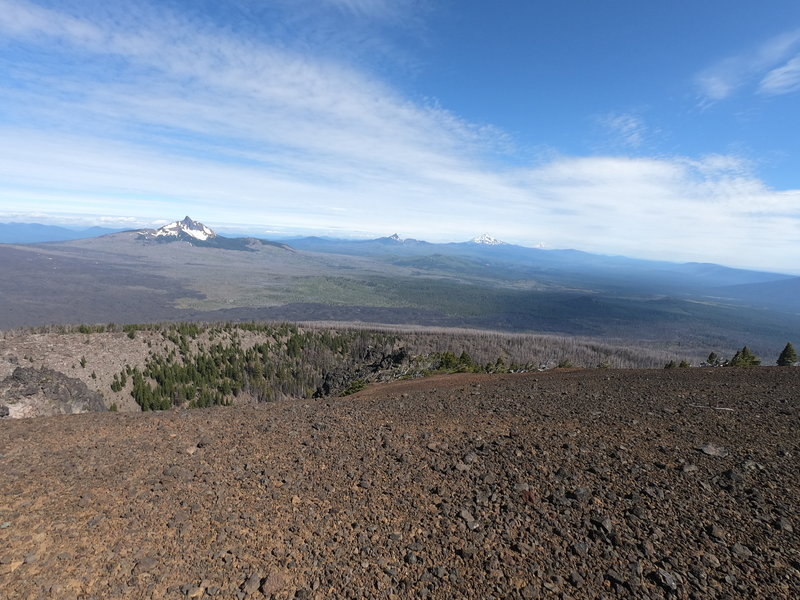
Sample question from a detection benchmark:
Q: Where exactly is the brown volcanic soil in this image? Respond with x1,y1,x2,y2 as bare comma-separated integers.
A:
0,368,798,599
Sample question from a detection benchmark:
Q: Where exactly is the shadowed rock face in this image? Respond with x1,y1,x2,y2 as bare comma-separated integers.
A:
0,366,106,418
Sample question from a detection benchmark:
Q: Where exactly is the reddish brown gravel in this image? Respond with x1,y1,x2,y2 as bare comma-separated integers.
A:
1,368,798,599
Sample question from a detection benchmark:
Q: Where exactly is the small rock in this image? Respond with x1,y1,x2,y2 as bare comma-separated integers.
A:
457,547,475,559
567,487,591,502
731,543,752,558
722,469,744,483
592,515,613,533
241,573,263,595
571,542,589,557
698,442,728,458
775,518,793,533
605,569,626,585
512,542,533,554
459,509,475,523
653,568,678,592
569,570,584,588
708,524,726,540
702,553,721,568
134,556,159,573
261,572,286,596
521,584,538,599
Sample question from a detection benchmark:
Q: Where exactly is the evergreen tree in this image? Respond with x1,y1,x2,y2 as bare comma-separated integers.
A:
728,346,761,367
777,342,798,366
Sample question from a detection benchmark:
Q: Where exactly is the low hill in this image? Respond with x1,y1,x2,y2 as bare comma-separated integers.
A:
0,322,709,416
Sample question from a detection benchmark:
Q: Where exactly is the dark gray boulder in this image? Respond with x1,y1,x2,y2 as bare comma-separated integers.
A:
0,366,106,418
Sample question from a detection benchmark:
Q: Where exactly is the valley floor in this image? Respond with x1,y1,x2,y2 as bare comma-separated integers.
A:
0,368,798,599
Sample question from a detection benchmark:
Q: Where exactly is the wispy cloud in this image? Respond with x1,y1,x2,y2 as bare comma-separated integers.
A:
0,1,798,273
695,28,800,103
598,112,647,148
759,55,800,95
321,0,400,18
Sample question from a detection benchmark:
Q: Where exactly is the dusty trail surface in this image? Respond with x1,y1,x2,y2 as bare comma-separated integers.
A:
1,368,798,599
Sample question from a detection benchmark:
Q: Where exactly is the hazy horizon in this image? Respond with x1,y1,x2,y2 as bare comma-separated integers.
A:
2,214,799,276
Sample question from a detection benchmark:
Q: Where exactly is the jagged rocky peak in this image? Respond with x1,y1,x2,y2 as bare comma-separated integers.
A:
142,216,217,241
388,233,403,242
471,233,505,245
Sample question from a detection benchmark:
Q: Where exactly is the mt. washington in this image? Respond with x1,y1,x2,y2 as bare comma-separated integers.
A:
136,217,288,252
139,216,217,242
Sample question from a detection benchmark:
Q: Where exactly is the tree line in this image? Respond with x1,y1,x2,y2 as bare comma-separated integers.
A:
666,342,797,368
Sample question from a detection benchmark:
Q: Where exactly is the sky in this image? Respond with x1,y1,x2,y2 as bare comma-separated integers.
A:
0,0,799,273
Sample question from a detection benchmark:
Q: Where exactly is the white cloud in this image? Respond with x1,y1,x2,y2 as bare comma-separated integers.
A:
695,28,800,103
759,54,800,95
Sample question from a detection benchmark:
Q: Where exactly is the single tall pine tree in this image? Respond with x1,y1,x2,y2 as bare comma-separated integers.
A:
777,342,798,366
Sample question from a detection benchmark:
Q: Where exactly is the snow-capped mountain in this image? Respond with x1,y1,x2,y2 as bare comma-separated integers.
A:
143,216,217,242
136,217,292,252
470,233,506,246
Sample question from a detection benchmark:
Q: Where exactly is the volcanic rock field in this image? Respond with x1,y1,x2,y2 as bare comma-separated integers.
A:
1,367,798,599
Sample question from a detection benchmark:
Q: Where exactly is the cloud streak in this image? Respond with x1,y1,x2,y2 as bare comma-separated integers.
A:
695,28,800,103
598,113,647,149
759,55,800,95
0,0,798,273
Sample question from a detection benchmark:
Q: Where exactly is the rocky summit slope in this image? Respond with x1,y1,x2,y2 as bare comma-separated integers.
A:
0,368,798,599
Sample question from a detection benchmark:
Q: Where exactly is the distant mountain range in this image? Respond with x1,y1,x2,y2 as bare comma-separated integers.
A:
0,222,124,244
286,232,794,296
3,217,795,293
1,217,797,351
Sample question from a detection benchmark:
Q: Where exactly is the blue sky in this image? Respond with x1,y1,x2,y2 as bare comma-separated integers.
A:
0,0,799,273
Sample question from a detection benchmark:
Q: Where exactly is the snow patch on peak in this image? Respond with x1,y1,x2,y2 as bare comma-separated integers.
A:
151,216,216,241
471,233,505,246
386,233,407,244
